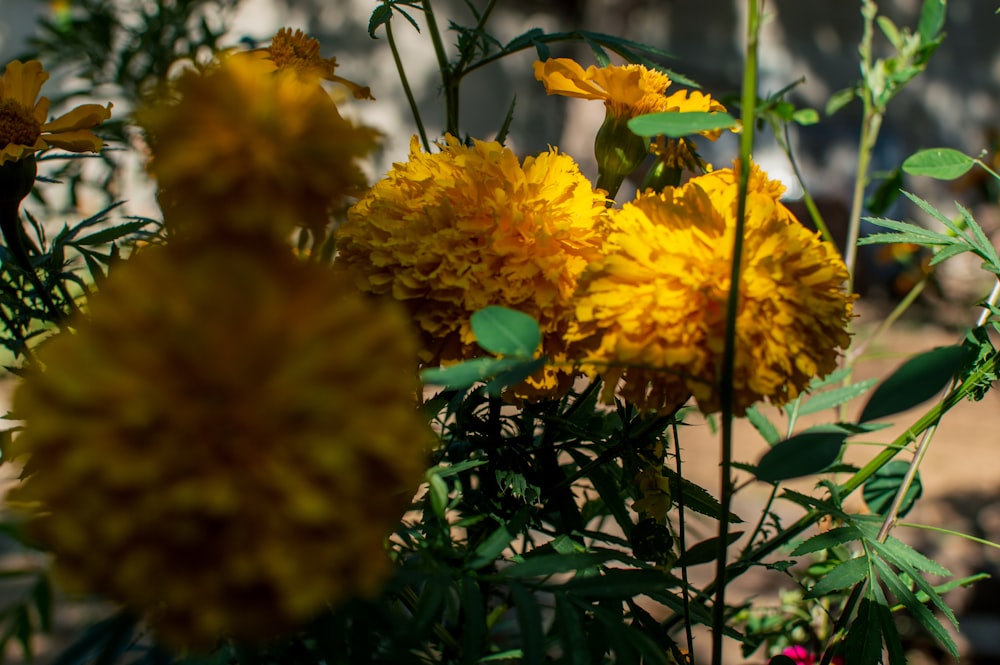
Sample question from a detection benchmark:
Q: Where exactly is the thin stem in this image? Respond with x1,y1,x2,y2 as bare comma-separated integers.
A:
671,421,696,663
776,121,835,245
897,522,1000,551
712,2,760,664
421,0,458,135
386,15,430,152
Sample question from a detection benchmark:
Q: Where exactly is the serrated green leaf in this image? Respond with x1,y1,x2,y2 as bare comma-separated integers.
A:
755,430,846,482
471,306,540,357
71,220,150,247
367,4,392,38
807,555,870,598
845,597,883,665
797,379,878,416
866,531,951,578
627,111,737,138
862,461,923,517
791,525,862,556
676,531,744,567
928,242,972,266
903,148,975,180
870,582,907,665
873,557,959,656
859,344,974,423
745,405,780,445
662,467,743,523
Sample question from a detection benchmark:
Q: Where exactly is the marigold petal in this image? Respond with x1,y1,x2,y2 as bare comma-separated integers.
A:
40,130,103,153
533,58,608,100
3,60,48,107
42,102,112,133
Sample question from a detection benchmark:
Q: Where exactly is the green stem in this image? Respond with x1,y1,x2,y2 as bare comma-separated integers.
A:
671,421,696,662
776,122,835,245
385,14,430,152
421,0,458,136
712,3,760,664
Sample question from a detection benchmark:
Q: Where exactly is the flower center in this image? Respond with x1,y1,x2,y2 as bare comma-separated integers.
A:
268,29,331,76
0,98,42,149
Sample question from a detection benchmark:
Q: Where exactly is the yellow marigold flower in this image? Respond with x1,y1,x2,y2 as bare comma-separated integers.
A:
569,163,855,415
5,245,430,649
336,135,609,396
533,58,674,120
137,55,380,242
0,59,112,166
241,27,374,100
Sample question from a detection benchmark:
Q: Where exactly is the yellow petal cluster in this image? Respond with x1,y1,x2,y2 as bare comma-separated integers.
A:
0,59,111,166
336,135,609,395
239,27,374,99
569,163,855,415
5,245,430,649
137,55,380,242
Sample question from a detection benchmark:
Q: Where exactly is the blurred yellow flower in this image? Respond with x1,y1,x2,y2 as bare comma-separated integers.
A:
336,135,609,396
241,27,374,100
137,55,380,242
0,59,111,166
569,163,854,415
6,245,430,648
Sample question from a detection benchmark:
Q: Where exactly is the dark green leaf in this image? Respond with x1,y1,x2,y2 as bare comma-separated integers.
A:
501,551,628,579
663,467,743,523
468,521,516,569
627,111,737,138
862,461,922,517
471,306,541,357
872,583,907,665
71,220,150,247
460,577,485,661
554,594,589,665
859,345,974,423
844,597,883,665
557,569,676,598
902,148,975,180
510,582,545,664
676,531,744,567
367,4,392,38
421,357,529,389
485,357,546,397
755,430,846,482
791,525,862,555
807,555,869,598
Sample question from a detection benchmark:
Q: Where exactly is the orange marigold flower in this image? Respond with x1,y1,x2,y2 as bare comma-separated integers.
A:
137,55,380,242
0,59,111,166
5,245,430,649
569,163,855,415
240,27,374,100
336,134,610,397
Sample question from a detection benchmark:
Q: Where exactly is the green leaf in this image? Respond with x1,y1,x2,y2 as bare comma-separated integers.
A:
873,558,959,656
662,467,743,523
902,148,975,180
844,597,884,665
485,357,546,396
791,525,861,555
918,0,947,43
859,345,974,423
627,111,737,138
501,551,628,579
877,16,902,48
421,357,529,389
471,306,541,357
872,583,907,665
745,405,780,445
792,108,820,126
754,430,846,482
862,460,923,517
557,569,677,598
675,531,744,567
554,594,589,665
825,87,857,116
510,582,545,664
71,220,150,247
367,4,392,38
807,556,870,598
461,578,486,659
468,520,517,569
796,379,878,416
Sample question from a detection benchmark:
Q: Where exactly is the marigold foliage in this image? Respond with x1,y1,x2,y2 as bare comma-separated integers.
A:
336,135,609,396
6,245,430,648
137,56,380,242
569,163,855,415
0,59,111,166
